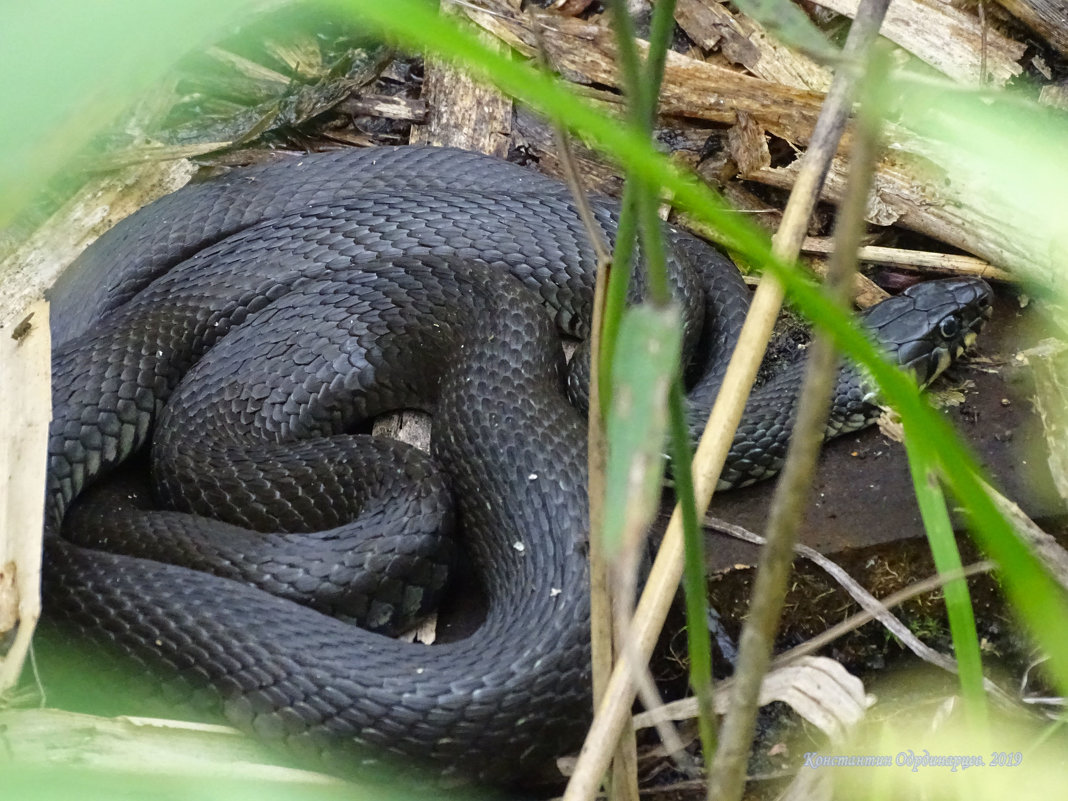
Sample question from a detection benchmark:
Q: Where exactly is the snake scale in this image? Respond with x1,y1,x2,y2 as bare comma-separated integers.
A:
39,146,993,784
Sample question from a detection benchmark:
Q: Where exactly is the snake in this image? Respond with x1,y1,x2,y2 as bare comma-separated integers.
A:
39,145,994,785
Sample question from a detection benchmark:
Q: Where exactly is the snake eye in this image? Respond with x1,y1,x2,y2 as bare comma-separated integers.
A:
939,315,961,339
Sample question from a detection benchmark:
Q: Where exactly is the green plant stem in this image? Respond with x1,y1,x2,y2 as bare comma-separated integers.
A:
667,379,717,757
598,181,639,413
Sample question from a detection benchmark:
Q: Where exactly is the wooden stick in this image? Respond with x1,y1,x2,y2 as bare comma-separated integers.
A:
802,237,1015,281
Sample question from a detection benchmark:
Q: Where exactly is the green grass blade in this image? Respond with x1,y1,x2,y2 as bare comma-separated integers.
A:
904,437,987,723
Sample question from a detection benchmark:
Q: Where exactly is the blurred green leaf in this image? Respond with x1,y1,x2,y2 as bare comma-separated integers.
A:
905,440,987,723
0,0,279,225
893,84,1068,292
603,303,683,555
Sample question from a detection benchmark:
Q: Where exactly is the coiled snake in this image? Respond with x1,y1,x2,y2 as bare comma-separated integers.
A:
40,146,993,784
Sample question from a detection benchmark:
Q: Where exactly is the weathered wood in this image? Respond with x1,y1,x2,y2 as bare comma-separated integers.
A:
675,0,833,91
383,0,519,453
338,94,428,123
466,2,1056,280
727,111,771,176
811,0,1026,85
0,301,48,693
0,160,197,694
675,0,763,72
995,0,1068,56
409,1,514,157
0,161,198,323
752,152,1051,279
468,2,828,145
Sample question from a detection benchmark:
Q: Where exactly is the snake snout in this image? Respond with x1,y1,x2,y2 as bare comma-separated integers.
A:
865,277,994,388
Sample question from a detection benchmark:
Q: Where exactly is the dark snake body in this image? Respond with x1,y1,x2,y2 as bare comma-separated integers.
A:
40,146,992,784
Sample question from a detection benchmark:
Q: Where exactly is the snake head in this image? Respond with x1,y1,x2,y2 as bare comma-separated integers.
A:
860,277,994,390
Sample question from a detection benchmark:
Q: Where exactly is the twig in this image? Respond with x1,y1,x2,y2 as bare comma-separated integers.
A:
705,26,891,801
705,517,1014,704
560,3,890,799
632,561,998,727
800,238,1015,282
774,563,993,663
981,480,1068,589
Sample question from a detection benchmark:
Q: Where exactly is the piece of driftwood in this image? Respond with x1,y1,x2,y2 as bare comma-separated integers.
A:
811,0,1026,85
994,0,1068,56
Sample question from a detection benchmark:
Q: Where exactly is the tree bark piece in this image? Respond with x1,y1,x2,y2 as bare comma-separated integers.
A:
409,2,514,157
